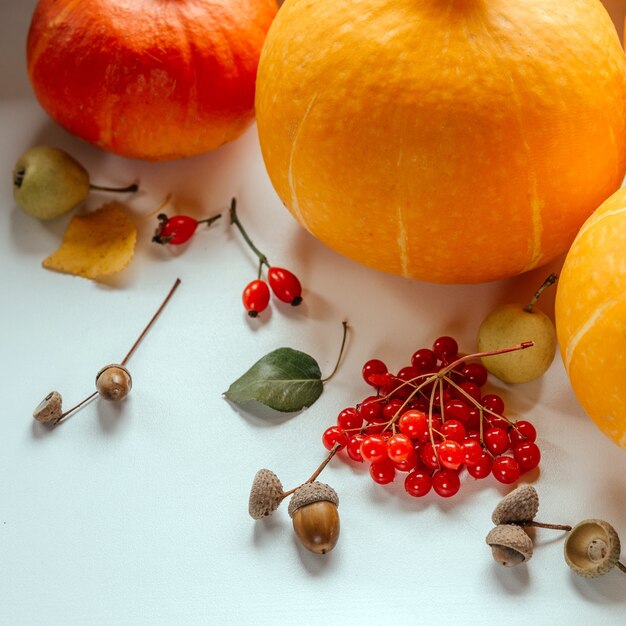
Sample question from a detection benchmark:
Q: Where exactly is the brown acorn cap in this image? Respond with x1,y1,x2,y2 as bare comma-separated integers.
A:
248,469,284,520
288,482,339,518
564,519,621,578
33,391,62,423
492,484,539,525
486,524,533,566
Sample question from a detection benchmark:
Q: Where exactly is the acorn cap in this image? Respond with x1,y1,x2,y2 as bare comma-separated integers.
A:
492,484,539,525
248,469,284,520
486,524,533,566
33,391,62,423
288,482,339,518
564,519,621,578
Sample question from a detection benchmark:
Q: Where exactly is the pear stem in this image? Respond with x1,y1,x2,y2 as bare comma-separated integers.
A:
524,273,558,313
616,562,626,575
90,183,139,193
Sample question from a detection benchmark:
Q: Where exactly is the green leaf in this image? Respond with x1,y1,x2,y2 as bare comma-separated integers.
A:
224,347,324,413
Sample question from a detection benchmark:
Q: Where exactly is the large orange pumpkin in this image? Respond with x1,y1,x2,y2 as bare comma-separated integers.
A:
27,0,277,160
256,0,626,283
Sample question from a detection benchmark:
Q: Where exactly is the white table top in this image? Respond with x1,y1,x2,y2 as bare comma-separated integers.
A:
1,2,625,624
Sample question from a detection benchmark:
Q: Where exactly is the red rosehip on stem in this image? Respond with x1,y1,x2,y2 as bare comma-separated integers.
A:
152,213,221,245
242,279,270,318
268,267,303,306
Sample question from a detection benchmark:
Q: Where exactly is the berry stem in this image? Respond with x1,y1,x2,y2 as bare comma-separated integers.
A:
89,182,139,193
524,273,558,313
53,278,182,427
282,443,341,499
441,342,534,376
229,198,270,268
197,214,222,227
321,321,349,383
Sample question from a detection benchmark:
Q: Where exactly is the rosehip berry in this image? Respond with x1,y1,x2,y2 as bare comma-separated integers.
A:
440,419,466,443
362,359,388,386
484,427,510,455
438,440,464,470
360,435,387,463
405,469,432,497
432,469,461,497
337,407,363,431
492,456,521,484
370,458,396,484
387,434,414,463
466,451,493,479
322,426,349,450
152,213,220,245
267,267,302,305
509,420,537,445
461,362,489,387
398,409,428,441
411,348,437,372
513,442,541,472
242,279,270,317
347,434,366,462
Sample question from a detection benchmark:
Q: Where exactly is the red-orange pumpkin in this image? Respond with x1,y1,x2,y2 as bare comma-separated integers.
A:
27,0,277,160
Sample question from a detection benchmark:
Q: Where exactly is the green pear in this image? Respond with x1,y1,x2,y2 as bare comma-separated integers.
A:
13,146,91,220
477,274,558,384
12,146,138,220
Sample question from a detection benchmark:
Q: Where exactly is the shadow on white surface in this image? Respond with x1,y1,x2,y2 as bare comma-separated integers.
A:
487,560,531,594
570,570,626,605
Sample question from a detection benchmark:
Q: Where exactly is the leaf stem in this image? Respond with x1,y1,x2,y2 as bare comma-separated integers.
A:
321,321,349,383
524,273,558,313
229,198,270,268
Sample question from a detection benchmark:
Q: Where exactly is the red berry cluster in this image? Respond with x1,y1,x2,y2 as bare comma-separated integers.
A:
321,336,541,498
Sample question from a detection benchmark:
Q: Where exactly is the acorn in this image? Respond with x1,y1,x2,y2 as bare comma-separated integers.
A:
486,524,533,567
492,484,539,525
95,364,132,401
248,469,284,520
33,391,62,424
288,482,340,555
564,519,622,578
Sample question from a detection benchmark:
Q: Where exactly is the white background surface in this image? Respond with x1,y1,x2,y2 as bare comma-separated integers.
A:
1,1,626,624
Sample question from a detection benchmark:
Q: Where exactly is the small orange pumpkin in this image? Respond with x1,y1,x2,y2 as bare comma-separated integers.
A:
27,0,277,160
